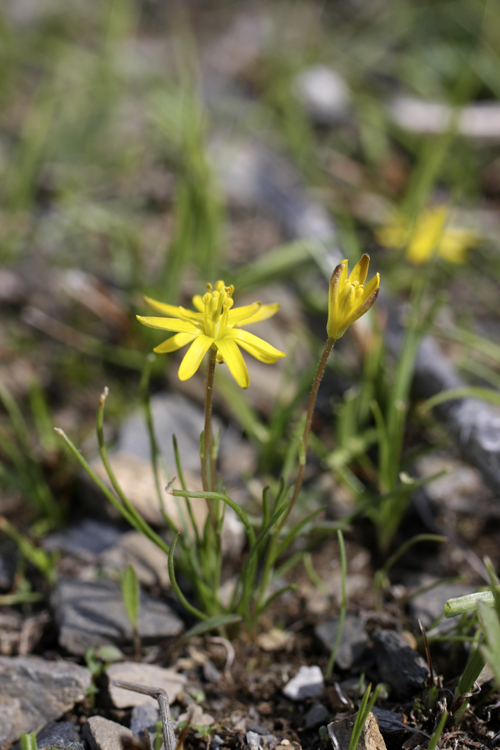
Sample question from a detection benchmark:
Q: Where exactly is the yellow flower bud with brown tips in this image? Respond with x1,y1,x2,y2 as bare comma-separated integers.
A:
327,254,380,341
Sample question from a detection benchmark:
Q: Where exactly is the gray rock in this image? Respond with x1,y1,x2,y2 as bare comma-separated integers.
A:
328,712,387,750
117,392,214,473
36,721,84,750
304,702,329,728
371,707,423,737
53,578,184,656
130,702,159,736
106,662,186,709
246,731,262,750
100,531,170,587
0,656,91,744
83,716,133,750
283,665,324,701
315,615,368,670
44,520,123,559
409,581,476,628
372,630,429,698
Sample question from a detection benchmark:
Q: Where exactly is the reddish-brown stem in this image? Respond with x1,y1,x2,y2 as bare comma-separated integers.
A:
282,337,335,526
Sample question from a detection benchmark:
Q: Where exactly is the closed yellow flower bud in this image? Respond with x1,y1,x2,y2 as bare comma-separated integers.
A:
327,254,380,341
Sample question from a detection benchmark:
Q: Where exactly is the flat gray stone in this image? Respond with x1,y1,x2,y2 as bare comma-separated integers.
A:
106,662,186,708
44,520,124,560
0,656,91,744
372,630,429,698
117,392,216,473
283,665,324,701
83,716,133,750
315,615,368,670
53,578,184,656
37,721,84,750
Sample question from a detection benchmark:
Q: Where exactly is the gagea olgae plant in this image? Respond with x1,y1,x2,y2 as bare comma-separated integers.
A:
56,257,379,635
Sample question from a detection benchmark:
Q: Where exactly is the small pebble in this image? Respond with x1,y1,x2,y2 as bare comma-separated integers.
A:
283,665,324,701
83,716,133,750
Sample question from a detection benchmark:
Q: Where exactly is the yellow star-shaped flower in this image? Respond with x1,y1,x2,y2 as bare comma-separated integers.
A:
376,206,479,265
137,280,286,388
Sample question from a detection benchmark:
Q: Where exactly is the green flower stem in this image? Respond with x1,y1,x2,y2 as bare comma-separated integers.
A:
168,533,207,621
202,348,217,489
201,348,218,533
282,337,335,527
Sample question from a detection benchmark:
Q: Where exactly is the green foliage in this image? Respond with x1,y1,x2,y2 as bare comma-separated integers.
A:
121,564,140,629
20,733,38,750
348,683,383,750
0,381,62,529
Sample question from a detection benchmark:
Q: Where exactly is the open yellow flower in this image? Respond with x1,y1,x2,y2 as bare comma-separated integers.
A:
137,280,286,388
376,206,479,265
327,254,380,341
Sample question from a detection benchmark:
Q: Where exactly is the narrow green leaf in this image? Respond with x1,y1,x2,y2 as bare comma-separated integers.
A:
182,613,242,640
422,386,500,412
445,591,494,618
20,733,38,750
122,565,140,629
478,601,500,685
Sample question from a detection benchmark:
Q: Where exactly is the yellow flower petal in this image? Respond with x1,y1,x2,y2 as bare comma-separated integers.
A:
227,302,262,326
224,329,286,361
144,297,185,318
236,303,280,326
136,316,199,334
349,254,370,286
326,256,380,341
178,334,214,381
154,333,197,354
192,295,205,312
359,272,380,305
215,339,250,388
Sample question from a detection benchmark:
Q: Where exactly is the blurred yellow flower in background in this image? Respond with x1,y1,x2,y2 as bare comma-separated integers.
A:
377,206,479,265
327,254,380,341
137,280,285,388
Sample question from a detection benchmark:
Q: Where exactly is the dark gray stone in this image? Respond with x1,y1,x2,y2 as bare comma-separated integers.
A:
315,615,368,670
44,520,124,559
53,578,184,656
371,707,425,738
130,703,159,737
0,656,91,744
372,630,429,698
83,716,133,750
304,702,329,728
37,721,84,750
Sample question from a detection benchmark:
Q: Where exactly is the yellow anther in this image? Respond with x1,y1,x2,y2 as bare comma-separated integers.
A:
206,283,212,292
